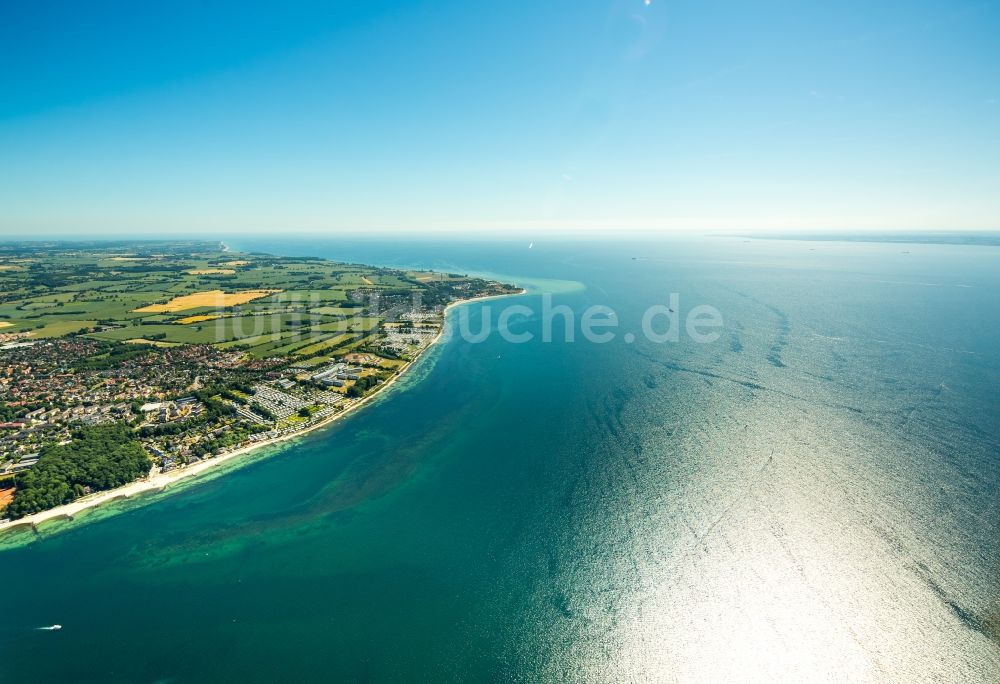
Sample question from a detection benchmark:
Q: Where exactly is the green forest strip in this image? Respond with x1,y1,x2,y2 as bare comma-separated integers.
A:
5,425,151,518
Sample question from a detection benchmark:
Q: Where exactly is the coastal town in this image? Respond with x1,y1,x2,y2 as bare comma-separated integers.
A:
0,241,520,523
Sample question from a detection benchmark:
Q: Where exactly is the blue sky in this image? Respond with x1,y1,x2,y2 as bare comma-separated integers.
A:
1,0,997,235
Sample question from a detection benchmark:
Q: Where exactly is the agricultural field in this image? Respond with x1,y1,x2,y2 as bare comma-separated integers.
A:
0,240,520,362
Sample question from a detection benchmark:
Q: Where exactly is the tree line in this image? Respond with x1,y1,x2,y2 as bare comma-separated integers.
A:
3,424,152,519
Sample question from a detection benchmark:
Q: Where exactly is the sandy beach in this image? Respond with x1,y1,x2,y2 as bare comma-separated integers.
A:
0,289,523,535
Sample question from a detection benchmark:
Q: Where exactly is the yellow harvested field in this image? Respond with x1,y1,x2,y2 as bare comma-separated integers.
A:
187,268,236,275
134,289,280,313
110,256,145,261
176,314,221,325
125,338,180,347
0,265,19,271
222,260,251,267
0,322,12,328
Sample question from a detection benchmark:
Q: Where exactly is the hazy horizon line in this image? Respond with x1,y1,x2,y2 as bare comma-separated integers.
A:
2,228,999,245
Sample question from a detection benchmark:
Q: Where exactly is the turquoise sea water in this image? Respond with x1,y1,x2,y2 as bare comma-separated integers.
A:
1,237,998,682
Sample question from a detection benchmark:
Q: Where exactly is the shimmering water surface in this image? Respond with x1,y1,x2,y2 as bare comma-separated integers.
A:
1,237,998,682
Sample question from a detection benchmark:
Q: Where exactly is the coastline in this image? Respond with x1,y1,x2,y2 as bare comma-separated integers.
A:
0,288,524,536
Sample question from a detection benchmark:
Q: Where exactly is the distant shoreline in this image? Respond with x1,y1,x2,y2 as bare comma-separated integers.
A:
0,289,523,537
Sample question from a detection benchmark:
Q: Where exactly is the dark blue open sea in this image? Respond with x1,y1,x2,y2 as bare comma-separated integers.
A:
1,236,998,682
